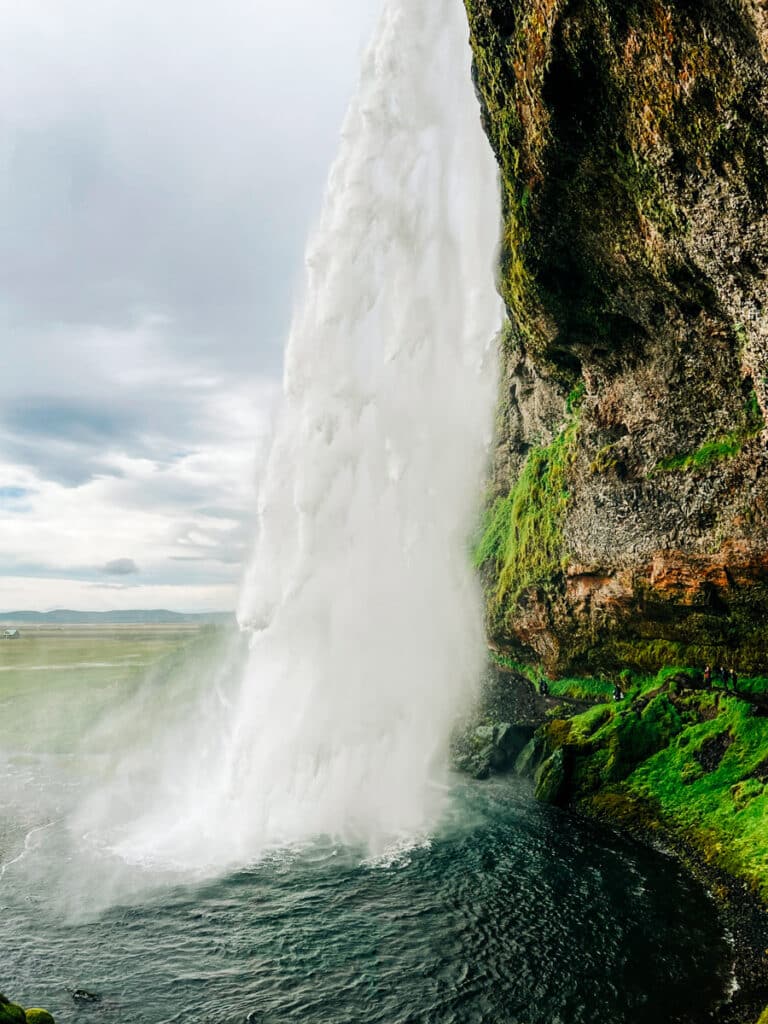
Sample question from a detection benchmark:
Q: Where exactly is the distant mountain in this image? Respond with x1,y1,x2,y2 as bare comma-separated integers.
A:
0,609,236,625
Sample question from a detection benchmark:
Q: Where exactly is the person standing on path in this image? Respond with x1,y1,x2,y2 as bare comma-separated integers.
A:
704,665,712,689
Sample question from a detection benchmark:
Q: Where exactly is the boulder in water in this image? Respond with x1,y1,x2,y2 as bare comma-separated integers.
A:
489,722,534,770
25,1012,56,1024
514,734,547,778
72,991,101,1004
0,1003,27,1024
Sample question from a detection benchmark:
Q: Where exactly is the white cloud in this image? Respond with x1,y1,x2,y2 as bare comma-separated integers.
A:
0,0,382,611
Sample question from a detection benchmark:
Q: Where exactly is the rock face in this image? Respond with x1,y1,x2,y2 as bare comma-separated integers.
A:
465,0,768,675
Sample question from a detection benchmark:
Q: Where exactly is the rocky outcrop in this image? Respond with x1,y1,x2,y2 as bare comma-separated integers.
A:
514,673,768,1021
0,996,54,1024
465,0,768,675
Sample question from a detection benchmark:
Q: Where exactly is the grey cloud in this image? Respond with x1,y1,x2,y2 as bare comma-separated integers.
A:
101,558,139,575
0,388,239,487
0,436,126,487
4,398,136,444
2,0,381,376
0,0,380,596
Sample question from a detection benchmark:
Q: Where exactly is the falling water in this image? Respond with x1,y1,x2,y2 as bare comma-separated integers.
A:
72,0,502,873
0,7,740,1019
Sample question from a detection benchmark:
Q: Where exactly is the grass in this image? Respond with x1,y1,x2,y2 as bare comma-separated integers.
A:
0,626,198,669
0,625,219,755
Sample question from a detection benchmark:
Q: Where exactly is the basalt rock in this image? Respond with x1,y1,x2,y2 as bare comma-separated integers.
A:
465,0,768,675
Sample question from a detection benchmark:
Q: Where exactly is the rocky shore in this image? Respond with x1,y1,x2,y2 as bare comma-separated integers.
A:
458,664,768,1023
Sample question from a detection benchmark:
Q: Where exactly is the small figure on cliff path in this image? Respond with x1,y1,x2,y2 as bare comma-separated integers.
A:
729,667,738,691
613,683,624,703
703,665,712,689
719,665,728,689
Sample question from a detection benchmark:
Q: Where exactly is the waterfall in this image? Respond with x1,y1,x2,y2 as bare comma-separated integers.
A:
78,0,501,872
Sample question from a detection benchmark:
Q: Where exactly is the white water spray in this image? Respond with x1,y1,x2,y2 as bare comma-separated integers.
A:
76,0,502,872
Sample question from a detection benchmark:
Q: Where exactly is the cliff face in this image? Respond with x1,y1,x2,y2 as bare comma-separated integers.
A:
465,0,768,675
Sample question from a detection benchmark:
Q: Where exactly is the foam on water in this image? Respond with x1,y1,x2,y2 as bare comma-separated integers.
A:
70,0,501,873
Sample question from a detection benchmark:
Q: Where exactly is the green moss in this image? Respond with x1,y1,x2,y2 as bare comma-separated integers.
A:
25,1011,55,1024
628,695,768,897
475,407,581,617
745,388,764,430
590,443,620,475
0,1006,27,1024
654,390,763,474
655,433,748,473
607,638,723,674
539,676,768,900
565,380,586,415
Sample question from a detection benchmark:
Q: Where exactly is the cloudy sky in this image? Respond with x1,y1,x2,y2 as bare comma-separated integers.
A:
1,0,381,612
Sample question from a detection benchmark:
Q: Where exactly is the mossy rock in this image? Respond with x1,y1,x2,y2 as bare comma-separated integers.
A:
680,761,704,785
515,734,547,778
731,778,765,810
25,1012,55,1024
755,1007,768,1024
535,747,569,805
0,1005,27,1024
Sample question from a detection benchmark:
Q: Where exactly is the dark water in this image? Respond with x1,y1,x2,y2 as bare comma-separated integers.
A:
3,777,732,1024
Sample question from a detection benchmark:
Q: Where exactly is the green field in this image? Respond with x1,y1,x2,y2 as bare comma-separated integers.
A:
0,624,228,755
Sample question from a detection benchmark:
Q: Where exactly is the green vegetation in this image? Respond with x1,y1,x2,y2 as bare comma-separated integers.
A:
0,1003,26,1024
0,997,50,1024
656,433,749,473
532,665,768,901
0,625,231,757
475,400,581,615
654,391,764,473
491,650,615,701
629,693,768,896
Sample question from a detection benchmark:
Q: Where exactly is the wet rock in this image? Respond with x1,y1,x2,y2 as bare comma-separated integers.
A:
0,1003,26,1024
467,0,768,678
534,748,569,806
694,730,734,771
25,1012,56,1024
514,733,548,779
452,717,534,779
71,991,101,1005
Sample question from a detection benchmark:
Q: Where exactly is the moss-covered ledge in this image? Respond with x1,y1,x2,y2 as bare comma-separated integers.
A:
516,668,768,1021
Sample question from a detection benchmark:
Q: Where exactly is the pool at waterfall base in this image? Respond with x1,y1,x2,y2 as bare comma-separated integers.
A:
3,776,733,1024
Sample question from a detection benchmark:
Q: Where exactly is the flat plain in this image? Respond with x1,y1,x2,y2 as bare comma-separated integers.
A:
0,624,217,754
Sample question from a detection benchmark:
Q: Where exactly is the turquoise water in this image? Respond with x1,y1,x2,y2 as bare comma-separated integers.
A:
3,777,732,1024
